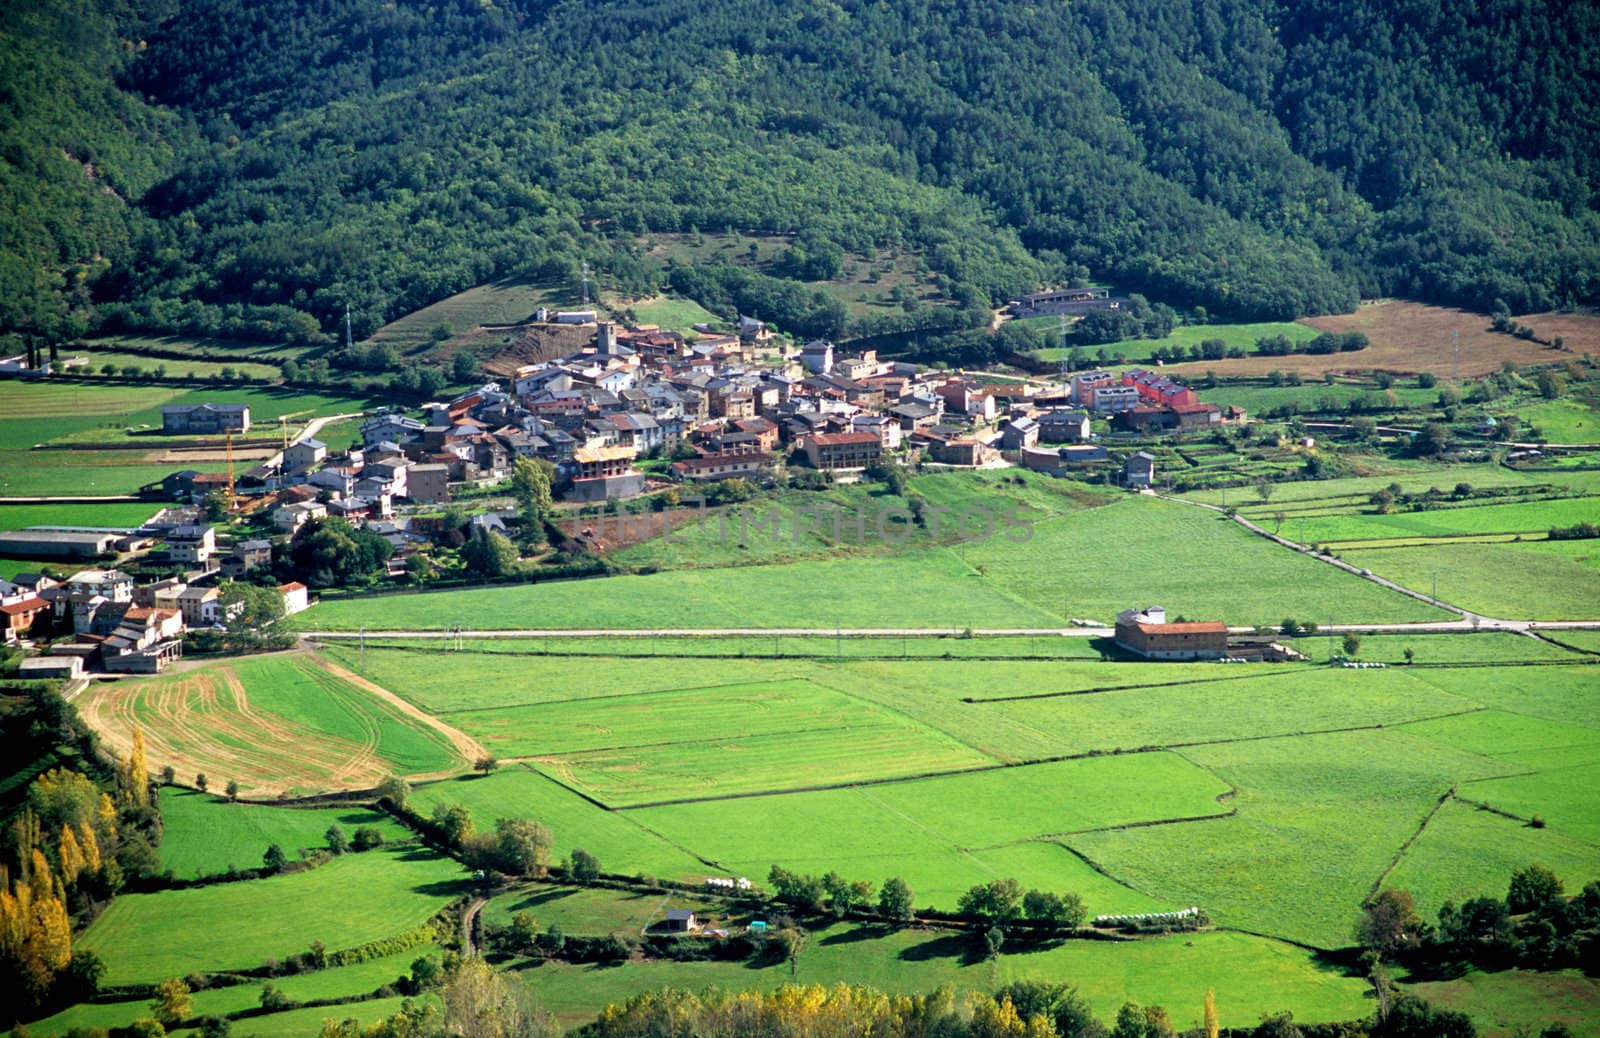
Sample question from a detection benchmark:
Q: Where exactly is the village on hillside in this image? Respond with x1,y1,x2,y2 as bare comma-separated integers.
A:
0,308,1256,677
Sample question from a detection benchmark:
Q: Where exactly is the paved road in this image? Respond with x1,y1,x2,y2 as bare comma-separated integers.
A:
303,618,1600,641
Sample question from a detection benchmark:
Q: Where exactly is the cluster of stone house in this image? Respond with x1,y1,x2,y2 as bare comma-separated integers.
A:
1067,369,1229,432
313,320,1094,507
2,564,307,675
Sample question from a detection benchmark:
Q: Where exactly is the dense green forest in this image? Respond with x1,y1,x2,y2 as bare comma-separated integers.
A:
2,0,1596,346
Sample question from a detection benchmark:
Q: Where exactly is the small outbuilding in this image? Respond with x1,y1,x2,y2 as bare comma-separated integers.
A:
663,909,697,932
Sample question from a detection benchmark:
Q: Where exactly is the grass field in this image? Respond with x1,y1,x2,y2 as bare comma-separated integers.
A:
0,380,367,495
409,767,712,881
950,497,1448,625
0,501,161,531
367,277,572,356
1194,380,1437,415
1517,391,1600,444
1277,496,1600,545
300,496,1447,632
156,787,413,878
75,653,464,796
511,925,1368,1030
25,946,441,1034
1384,799,1600,923
1408,969,1600,1038
1025,320,1319,362
1069,729,1511,948
626,752,1232,911
78,846,468,985
624,295,723,332
1341,539,1600,619
298,550,1067,631
74,348,282,380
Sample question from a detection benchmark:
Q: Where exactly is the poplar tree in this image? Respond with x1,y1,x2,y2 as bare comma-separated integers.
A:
128,728,150,807
59,826,84,885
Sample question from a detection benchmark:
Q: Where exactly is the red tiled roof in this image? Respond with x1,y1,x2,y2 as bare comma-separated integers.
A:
809,432,880,447
0,597,46,616
1126,621,1227,635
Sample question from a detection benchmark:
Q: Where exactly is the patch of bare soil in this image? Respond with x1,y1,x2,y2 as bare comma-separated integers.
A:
1166,301,1599,379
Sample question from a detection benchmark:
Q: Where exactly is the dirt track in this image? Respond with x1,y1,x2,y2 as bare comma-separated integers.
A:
306,651,489,774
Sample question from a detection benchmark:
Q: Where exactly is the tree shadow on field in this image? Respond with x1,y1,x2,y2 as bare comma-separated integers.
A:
502,887,579,914
414,879,476,896
820,924,891,946
394,846,444,862
896,932,981,965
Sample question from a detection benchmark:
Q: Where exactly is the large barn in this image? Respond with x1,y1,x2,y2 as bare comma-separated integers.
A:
1113,606,1228,661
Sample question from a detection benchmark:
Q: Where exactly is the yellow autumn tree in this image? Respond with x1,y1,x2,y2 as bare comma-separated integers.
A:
1204,988,1219,1038
128,727,150,807
78,821,101,872
59,825,84,885
0,882,26,959
29,849,52,900
21,880,71,993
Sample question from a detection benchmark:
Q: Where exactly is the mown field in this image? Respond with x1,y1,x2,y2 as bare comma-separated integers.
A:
0,501,162,531
75,653,464,797
78,846,468,985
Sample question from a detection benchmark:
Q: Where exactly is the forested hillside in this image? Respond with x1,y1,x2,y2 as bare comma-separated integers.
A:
2,0,1597,345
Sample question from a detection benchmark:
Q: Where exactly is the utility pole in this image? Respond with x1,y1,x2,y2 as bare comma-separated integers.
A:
581,262,591,306
345,304,354,352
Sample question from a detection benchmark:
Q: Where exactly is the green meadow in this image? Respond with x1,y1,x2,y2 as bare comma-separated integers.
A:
1342,540,1600,619
1023,320,1319,362
1287,496,1600,544
409,767,711,882
79,847,469,985
28,948,441,1036
156,787,412,878
301,495,1447,632
511,925,1368,1031
221,654,462,777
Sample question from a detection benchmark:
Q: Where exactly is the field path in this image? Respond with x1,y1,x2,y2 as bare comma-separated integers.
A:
305,651,488,776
